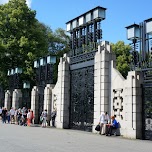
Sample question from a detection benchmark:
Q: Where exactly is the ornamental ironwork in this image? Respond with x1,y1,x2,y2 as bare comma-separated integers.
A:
70,66,94,132
66,6,106,57
143,85,152,140
126,19,152,71
35,64,54,86
38,86,44,123
70,51,96,65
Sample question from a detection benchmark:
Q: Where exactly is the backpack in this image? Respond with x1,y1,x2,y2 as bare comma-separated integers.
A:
95,124,100,131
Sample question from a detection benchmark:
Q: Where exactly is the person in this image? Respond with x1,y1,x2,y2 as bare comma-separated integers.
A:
99,112,110,135
14,109,18,125
106,116,118,136
30,110,34,124
51,109,56,127
10,107,15,124
105,112,110,124
41,109,47,128
27,109,31,126
2,107,7,123
7,110,11,123
0,107,2,119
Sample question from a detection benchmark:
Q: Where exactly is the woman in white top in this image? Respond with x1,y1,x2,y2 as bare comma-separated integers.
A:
99,112,110,135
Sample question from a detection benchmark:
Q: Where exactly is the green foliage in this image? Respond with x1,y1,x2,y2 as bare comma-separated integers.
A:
111,41,131,78
50,28,70,82
48,28,70,55
0,0,48,88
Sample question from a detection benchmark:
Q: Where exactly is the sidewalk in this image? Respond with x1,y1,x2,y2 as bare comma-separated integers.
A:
0,122,151,152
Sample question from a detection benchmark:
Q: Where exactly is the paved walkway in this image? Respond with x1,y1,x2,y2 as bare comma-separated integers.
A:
0,122,151,152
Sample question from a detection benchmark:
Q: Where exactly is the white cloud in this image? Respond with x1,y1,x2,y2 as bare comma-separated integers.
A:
0,0,32,8
26,0,32,7
0,0,9,5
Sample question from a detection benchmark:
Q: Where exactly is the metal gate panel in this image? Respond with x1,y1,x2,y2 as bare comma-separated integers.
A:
70,66,94,132
38,86,44,123
143,85,152,140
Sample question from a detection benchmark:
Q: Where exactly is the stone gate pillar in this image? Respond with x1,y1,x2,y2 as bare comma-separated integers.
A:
31,86,39,124
4,90,11,109
12,89,22,109
123,71,143,139
93,41,116,132
52,54,70,129
43,84,55,126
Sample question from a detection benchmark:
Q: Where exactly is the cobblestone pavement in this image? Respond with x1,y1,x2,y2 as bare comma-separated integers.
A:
0,122,151,152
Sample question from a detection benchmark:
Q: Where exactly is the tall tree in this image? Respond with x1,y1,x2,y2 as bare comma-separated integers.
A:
48,28,70,82
111,41,131,78
48,28,70,55
0,0,48,88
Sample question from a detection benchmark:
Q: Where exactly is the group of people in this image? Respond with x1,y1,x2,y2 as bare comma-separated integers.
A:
0,106,57,128
98,112,119,136
40,109,56,128
0,107,34,126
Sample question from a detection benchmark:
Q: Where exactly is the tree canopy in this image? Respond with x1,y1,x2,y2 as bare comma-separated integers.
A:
0,0,70,89
111,41,131,78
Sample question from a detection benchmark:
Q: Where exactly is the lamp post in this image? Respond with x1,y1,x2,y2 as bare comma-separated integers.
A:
126,24,140,70
34,55,56,86
7,67,22,92
126,18,152,70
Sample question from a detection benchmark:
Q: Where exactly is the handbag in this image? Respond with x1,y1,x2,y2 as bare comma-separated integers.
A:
95,124,100,131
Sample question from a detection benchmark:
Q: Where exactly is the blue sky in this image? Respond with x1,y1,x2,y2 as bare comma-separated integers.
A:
1,0,152,44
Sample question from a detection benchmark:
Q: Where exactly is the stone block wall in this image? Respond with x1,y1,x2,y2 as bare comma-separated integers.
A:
111,62,143,139
52,54,70,129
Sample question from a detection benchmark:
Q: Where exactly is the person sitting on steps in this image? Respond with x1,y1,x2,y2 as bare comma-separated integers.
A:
106,116,118,136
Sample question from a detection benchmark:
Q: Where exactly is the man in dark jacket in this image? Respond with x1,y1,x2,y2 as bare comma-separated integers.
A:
2,108,7,123
51,109,56,127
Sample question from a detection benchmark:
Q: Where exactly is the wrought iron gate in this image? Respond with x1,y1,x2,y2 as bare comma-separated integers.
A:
38,86,44,123
70,65,94,132
142,70,152,140
143,84,152,140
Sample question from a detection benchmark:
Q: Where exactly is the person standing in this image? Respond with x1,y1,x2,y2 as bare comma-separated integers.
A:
51,109,56,127
30,110,34,124
7,110,11,124
0,107,2,119
99,112,105,135
99,112,110,135
2,108,7,123
10,107,15,124
27,109,31,126
41,109,47,128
